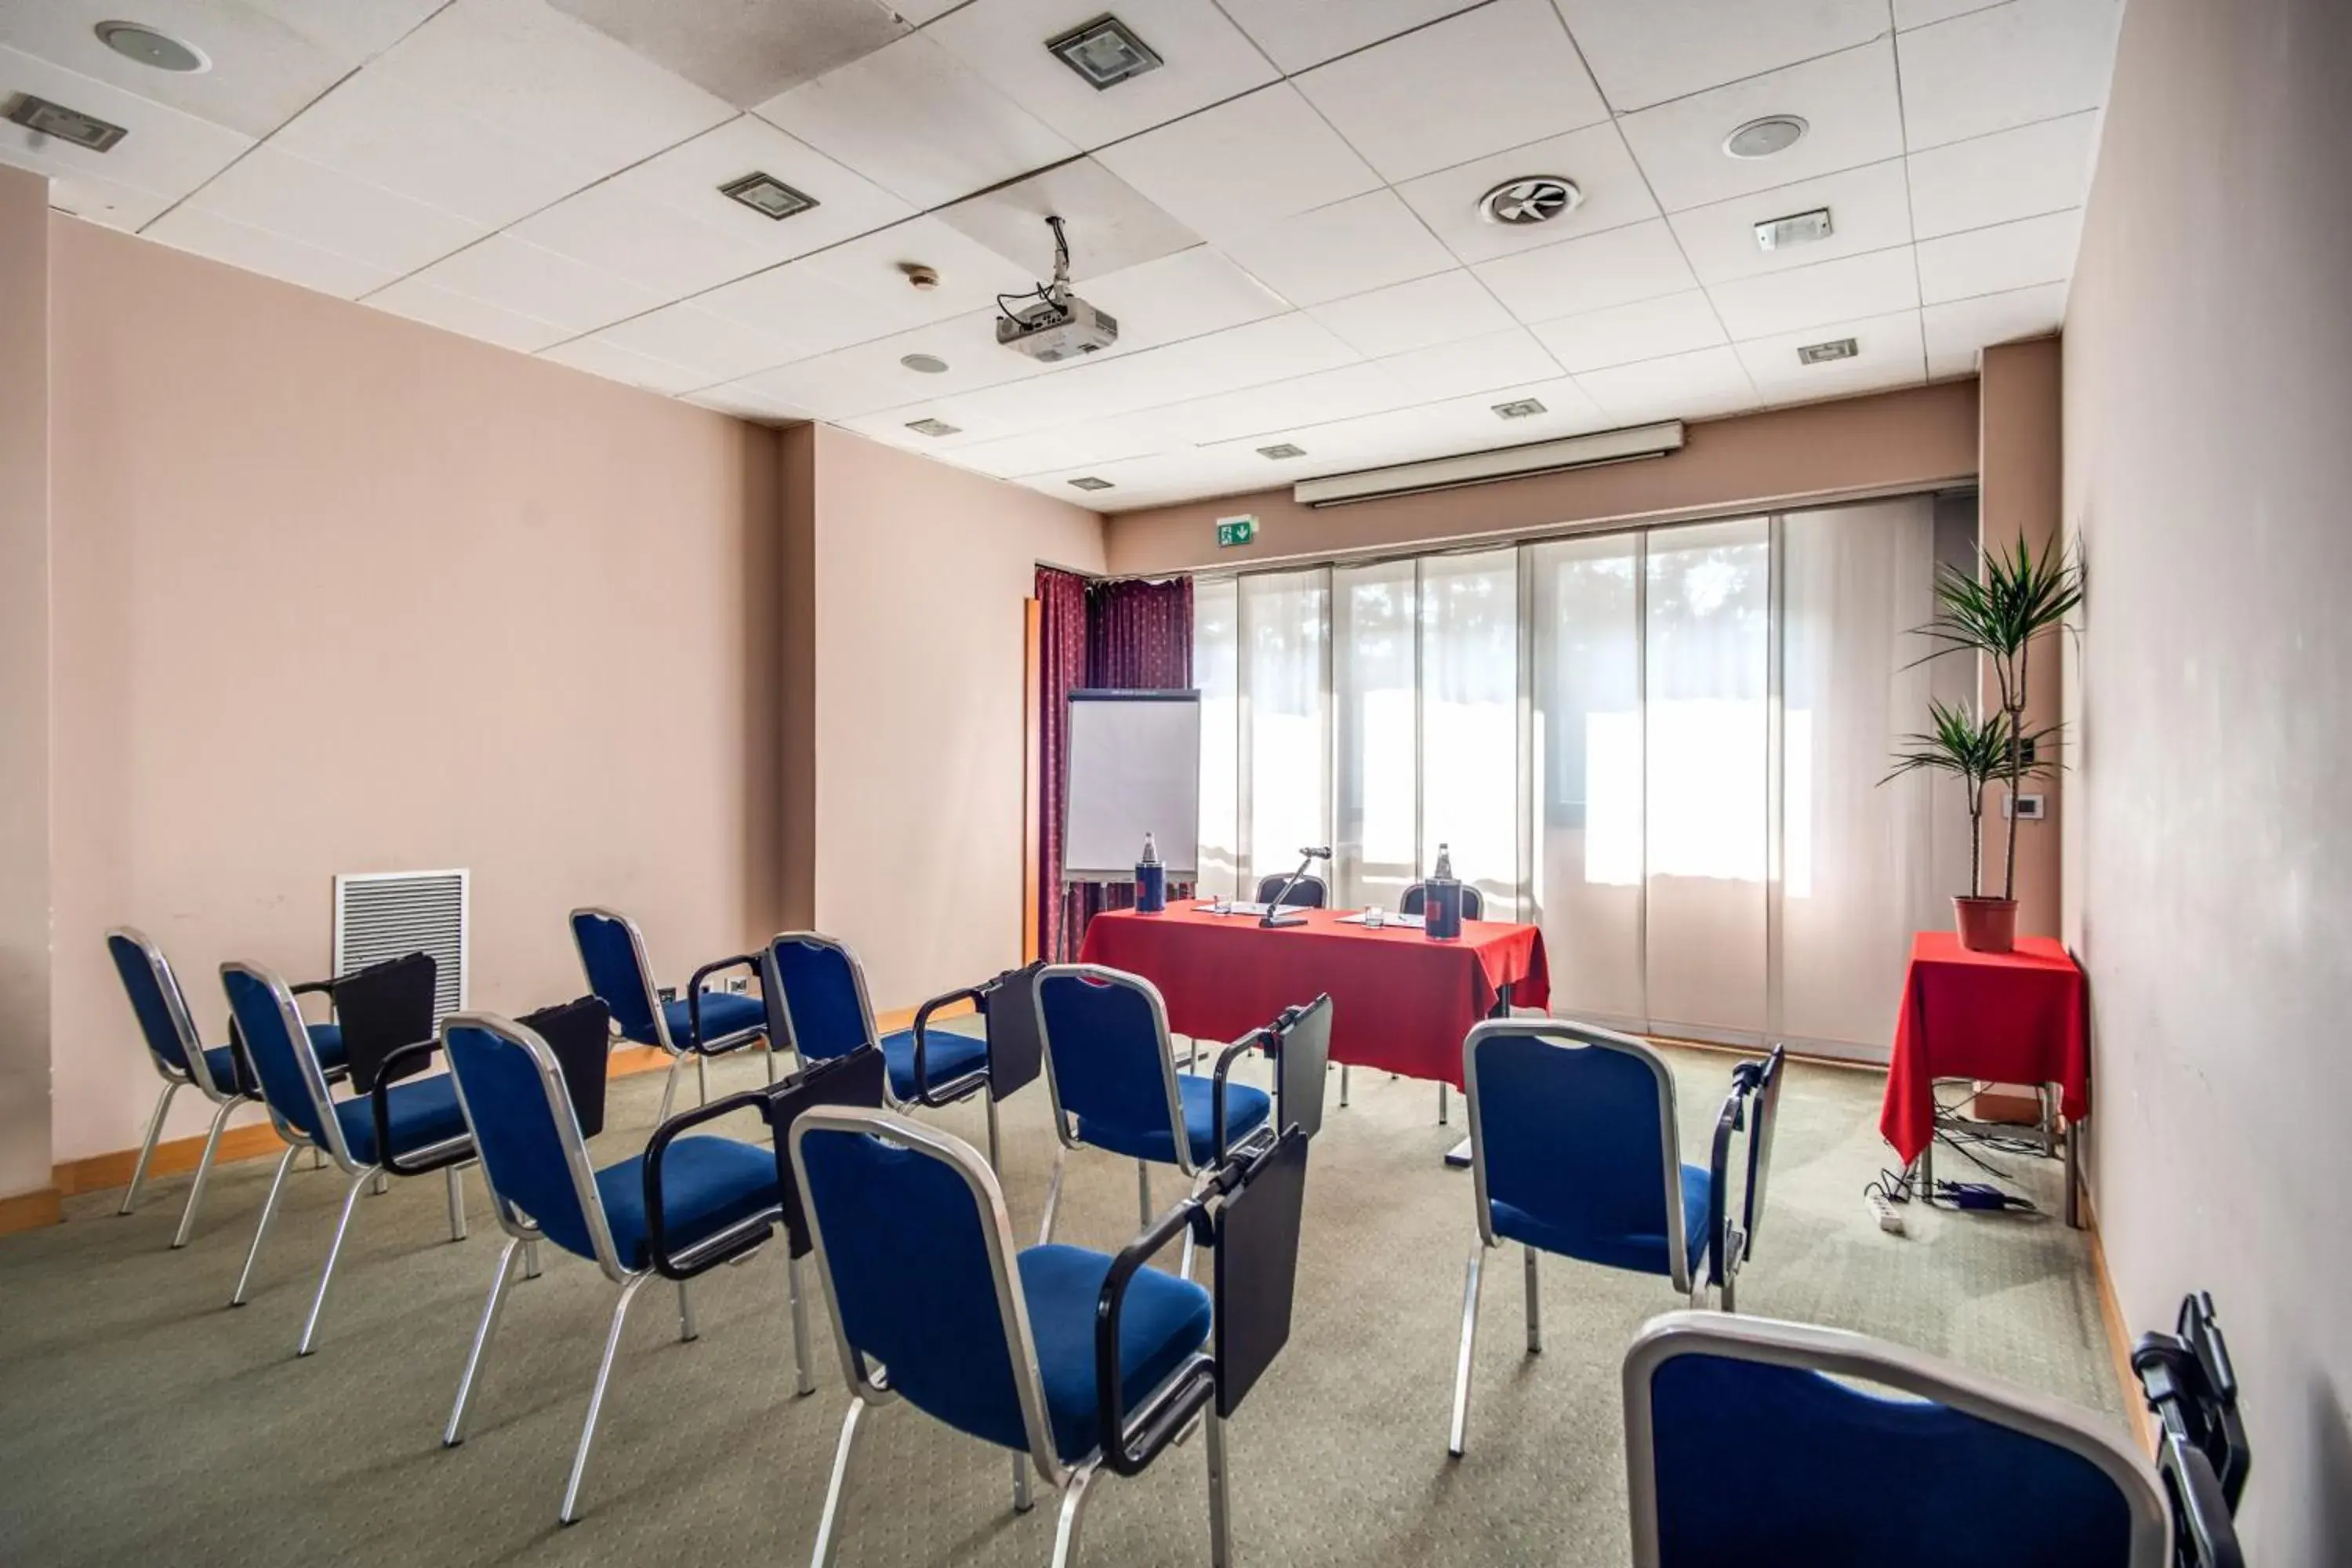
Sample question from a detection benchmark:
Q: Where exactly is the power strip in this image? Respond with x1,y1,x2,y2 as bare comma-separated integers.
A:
1867,1190,1906,1235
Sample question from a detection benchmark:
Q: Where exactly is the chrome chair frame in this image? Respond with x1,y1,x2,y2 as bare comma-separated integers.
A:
789,1107,1229,1568
110,927,260,1247
570,905,773,1123
437,1011,792,1525
1447,1019,1711,1457
1623,1311,2170,1567
219,961,473,1355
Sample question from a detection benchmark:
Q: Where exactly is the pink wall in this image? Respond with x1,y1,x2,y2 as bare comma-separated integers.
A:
804,426,1103,1008
46,215,783,1163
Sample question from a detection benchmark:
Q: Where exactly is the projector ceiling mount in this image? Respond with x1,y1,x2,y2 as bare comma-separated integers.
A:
996,216,1120,364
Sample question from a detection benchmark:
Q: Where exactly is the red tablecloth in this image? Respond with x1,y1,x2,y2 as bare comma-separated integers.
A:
1078,906,1551,1089
1880,931,2089,1163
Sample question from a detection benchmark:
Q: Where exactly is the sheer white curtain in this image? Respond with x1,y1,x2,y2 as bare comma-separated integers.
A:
1193,576,1241,900
1240,568,1330,896
1332,560,1416,909
1420,549,1520,916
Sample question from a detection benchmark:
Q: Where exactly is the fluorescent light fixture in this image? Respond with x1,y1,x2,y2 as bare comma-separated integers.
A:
5,94,127,151
1491,399,1547,420
1068,475,1116,491
1755,208,1833,252
1797,338,1859,365
1294,422,1685,508
719,172,818,220
1046,15,1162,89
95,21,209,72
905,417,961,437
1256,443,1305,459
1724,114,1807,159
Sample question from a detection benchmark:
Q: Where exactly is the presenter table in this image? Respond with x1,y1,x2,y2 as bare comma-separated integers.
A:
1879,931,2089,1226
1077,905,1551,1090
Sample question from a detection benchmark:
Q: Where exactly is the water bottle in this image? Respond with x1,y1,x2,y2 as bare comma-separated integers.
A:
1135,832,1167,913
1424,843,1463,941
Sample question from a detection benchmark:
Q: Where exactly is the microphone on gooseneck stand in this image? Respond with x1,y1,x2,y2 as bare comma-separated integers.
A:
1260,846,1330,928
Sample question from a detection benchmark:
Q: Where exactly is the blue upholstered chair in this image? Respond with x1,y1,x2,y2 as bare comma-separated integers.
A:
1034,965,1272,1271
790,1106,1234,1568
438,1011,789,1525
218,961,474,1354
1623,1311,2169,1566
760,931,1002,1155
1251,872,1327,909
569,906,771,1123
1446,1018,1783,1455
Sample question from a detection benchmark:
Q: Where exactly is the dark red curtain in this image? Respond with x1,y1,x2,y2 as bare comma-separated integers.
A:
1036,572,1194,962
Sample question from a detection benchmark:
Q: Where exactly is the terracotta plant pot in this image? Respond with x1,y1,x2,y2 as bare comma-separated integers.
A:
1953,895,2018,953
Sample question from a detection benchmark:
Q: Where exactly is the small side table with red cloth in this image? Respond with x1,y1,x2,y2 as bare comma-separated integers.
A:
1077,905,1551,1089
1879,931,2089,1222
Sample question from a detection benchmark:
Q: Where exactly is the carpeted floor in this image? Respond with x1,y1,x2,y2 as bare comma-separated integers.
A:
0,1036,2119,1567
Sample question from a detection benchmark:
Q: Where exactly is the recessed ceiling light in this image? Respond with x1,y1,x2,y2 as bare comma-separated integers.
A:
1478,176,1581,227
905,417,961,437
1046,15,1162,90
95,20,209,72
1068,475,1116,491
1492,399,1547,420
900,354,949,374
1755,208,1833,252
5,95,127,151
1724,115,1808,160
1798,337,1859,365
719,172,818,221
1256,443,1306,459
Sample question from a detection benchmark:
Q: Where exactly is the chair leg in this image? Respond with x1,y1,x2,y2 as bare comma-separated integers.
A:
297,1163,378,1356
1137,1162,1152,1228
230,1144,301,1306
1050,1464,1099,1568
764,1041,779,1086
170,1095,238,1247
809,1397,868,1568
1339,1064,1350,1109
445,1163,468,1243
1439,1081,1449,1125
561,1272,650,1525
524,1239,543,1279
786,1250,816,1397
1039,1147,1067,1246
445,1236,524,1446
656,1054,686,1125
372,1170,390,1196
677,1278,699,1343
1447,1243,1486,1457
1523,1246,1541,1354
985,1092,1002,1171
1205,1410,1232,1568
695,1052,709,1108
1012,1451,1033,1514
119,1080,182,1216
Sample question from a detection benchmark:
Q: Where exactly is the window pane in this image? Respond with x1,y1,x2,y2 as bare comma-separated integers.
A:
1528,533,1645,1024
1332,559,1417,910
1192,576,1240,900
1645,518,1769,1039
1420,549,1519,915
1240,568,1330,895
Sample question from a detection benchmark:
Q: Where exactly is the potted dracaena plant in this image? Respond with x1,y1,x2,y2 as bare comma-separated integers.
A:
1883,699,2057,948
1897,534,2084,953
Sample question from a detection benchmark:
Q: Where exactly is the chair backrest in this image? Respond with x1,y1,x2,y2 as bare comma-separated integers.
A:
107,927,221,1093
441,1012,619,1273
1400,881,1486,920
1464,1018,1690,1289
789,1108,1057,1470
1625,1312,2169,1568
762,932,878,1065
220,962,340,1155
1254,873,1327,909
570,907,666,1049
1034,965,1189,1168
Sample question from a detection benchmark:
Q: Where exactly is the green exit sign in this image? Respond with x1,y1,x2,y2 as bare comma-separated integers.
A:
1216,514,1258,548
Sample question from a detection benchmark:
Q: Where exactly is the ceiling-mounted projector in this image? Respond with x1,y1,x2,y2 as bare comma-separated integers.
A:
996,215,1117,363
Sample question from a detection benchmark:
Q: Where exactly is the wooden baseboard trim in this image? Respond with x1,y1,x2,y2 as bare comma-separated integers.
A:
2080,1185,2154,1454
53,1120,290,1198
0,1185,63,1236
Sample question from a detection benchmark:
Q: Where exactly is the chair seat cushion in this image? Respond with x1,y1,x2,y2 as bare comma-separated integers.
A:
662,990,766,1049
597,1135,781,1271
334,1073,471,1166
1491,1163,1714,1280
1017,1243,1213,1462
1078,1073,1272,1167
306,1022,347,1070
879,1025,989,1102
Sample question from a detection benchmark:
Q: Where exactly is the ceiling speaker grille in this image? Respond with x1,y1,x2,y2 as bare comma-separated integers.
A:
334,869,468,1019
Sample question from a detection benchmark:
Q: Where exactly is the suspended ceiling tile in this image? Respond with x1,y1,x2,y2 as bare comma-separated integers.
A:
1920,280,2064,379
1308,269,1515,358
594,299,814,387
1893,0,2009,24
1214,190,1456,310
1154,362,1417,446
1393,122,1660,267
0,45,252,207
1734,307,1925,394
684,382,818,423
144,205,398,299
394,232,666,336
1095,85,1381,244
949,413,1181,479
1914,209,2082,305
1214,0,1483,73
1553,0,1893,114
742,309,1054,419
1708,245,1920,340
753,31,1077,210
1572,344,1757,423
1530,289,1728,373
1617,39,1904,213
1471,219,1698,322
41,166,177,231
695,217,1024,354
537,332,710,394
1371,325,1566,400
1904,110,2101,240
1080,245,1292,353
366,274,577,353
938,158,1200,283
547,0,909,107
1667,158,1914,285
1294,0,1608,183
1896,0,2124,151
181,144,485,277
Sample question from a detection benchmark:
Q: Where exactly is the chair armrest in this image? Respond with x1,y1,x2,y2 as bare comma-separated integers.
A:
1094,1197,1218,1479
685,953,764,1054
1209,1032,1270,1160
642,1088,778,1280
372,1039,468,1178
910,984,990,1107
1704,1088,1742,1290
2159,1439,2246,1568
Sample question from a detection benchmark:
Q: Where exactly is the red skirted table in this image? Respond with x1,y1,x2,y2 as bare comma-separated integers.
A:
1879,931,2089,1225
1077,905,1550,1090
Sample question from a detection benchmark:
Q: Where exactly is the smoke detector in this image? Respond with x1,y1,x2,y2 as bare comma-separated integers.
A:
1478,176,1581,227
1723,115,1808,159
96,21,209,72
900,262,939,291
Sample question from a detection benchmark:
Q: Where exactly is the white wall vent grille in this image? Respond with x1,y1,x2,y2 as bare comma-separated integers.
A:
333,869,468,1020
